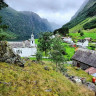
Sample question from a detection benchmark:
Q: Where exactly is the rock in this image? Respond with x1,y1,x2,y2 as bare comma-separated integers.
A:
5,59,12,63
0,41,25,67
44,66,50,71
85,82,96,92
72,77,81,84
81,78,86,84
65,74,70,78
45,89,52,92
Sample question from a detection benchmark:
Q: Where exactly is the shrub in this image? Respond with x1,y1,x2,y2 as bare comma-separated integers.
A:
36,51,42,61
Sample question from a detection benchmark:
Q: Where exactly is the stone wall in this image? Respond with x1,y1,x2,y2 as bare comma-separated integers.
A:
0,41,24,67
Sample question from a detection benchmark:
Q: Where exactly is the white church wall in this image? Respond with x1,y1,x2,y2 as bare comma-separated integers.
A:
13,48,37,57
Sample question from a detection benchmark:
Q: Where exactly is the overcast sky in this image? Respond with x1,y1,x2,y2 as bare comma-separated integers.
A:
4,0,85,26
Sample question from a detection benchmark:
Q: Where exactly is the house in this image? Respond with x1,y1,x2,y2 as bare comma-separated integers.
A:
72,48,96,70
85,67,96,77
62,37,74,44
85,37,91,42
76,39,89,48
8,33,37,57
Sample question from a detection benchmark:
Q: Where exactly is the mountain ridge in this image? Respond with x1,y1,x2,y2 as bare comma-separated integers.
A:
63,0,96,29
0,7,52,40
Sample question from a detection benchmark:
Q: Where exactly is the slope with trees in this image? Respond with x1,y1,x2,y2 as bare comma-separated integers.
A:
0,7,52,40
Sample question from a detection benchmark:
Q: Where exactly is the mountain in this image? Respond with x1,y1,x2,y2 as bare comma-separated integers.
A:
71,0,89,20
0,7,52,40
63,0,96,29
50,22,61,31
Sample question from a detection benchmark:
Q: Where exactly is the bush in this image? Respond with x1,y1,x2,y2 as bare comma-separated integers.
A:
36,51,42,61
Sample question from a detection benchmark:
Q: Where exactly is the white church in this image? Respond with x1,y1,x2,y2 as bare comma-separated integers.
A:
8,33,37,57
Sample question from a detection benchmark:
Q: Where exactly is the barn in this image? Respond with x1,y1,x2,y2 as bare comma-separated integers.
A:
72,48,96,70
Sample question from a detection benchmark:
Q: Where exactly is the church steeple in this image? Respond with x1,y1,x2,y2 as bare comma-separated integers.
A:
30,33,35,47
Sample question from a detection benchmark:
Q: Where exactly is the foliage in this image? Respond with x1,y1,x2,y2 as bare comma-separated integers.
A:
87,43,96,50
62,43,75,61
36,51,42,61
0,0,8,41
80,32,84,36
0,7,52,40
50,37,66,68
35,39,38,44
54,27,69,36
78,30,81,33
0,0,8,10
83,18,96,29
0,61,94,96
38,32,52,55
69,30,96,42
63,1,96,29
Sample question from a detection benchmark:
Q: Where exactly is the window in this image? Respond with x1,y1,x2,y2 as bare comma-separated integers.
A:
32,41,33,44
16,50,22,54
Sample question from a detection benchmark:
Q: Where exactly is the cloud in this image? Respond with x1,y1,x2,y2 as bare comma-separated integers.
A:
4,0,85,26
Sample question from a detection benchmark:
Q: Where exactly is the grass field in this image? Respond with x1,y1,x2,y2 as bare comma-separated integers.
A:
35,39,38,44
0,61,94,96
62,43,75,60
65,66,93,82
69,17,96,42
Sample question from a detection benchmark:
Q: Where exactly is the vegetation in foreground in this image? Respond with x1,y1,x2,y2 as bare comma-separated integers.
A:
0,61,94,96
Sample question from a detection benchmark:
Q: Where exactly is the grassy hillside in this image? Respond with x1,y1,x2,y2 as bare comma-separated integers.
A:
61,0,96,43
69,17,96,42
0,60,94,96
63,0,96,29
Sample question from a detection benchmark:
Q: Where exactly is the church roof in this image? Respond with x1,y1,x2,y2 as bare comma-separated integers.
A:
8,40,31,48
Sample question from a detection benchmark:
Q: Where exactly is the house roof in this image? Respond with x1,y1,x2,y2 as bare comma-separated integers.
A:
72,48,96,68
78,39,86,43
85,67,96,74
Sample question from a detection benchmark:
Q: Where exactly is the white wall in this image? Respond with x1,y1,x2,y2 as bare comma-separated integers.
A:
13,48,37,57
77,40,89,48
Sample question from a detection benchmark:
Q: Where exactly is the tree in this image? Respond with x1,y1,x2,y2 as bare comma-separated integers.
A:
38,32,52,56
53,27,69,36
0,0,8,41
80,32,84,36
0,0,8,10
50,37,66,68
78,30,81,33
36,51,42,61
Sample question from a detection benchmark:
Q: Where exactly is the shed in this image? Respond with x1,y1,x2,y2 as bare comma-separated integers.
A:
72,48,96,70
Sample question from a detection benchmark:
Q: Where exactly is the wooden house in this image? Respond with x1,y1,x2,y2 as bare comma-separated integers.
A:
72,48,96,70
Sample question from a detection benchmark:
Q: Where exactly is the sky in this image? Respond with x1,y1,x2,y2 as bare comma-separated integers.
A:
4,0,85,26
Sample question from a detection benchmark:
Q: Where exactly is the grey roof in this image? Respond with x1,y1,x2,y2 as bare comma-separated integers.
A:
72,48,96,67
8,40,31,48
78,39,86,43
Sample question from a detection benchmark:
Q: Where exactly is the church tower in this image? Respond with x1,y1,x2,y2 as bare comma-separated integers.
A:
30,33,35,47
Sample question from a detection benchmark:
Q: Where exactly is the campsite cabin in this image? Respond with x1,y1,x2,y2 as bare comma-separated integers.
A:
72,48,96,70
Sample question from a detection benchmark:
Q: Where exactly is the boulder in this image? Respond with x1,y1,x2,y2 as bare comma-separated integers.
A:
85,82,96,92
0,41,24,67
44,66,50,71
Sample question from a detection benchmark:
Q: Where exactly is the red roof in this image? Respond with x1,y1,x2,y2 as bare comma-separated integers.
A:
85,67,96,74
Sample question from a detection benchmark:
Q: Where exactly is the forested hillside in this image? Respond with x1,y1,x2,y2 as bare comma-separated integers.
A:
63,0,96,29
0,7,52,40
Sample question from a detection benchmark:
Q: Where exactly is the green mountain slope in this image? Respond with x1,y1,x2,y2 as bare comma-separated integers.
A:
63,0,96,29
0,7,52,40
60,0,96,42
